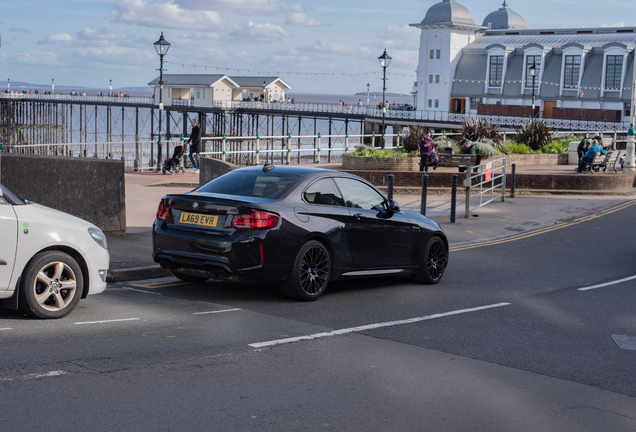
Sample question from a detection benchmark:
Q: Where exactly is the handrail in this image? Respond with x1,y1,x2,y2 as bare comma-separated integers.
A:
463,156,507,217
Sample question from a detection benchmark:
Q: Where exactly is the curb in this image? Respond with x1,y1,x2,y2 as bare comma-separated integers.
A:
106,266,171,283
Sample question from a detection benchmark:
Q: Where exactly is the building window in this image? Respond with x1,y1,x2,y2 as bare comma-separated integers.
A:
435,75,440,84
563,55,581,89
196,90,200,99
434,100,439,108
605,55,623,90
625,102,631,117
429,75,433,84
470,98,483,110
436,50,441,59
428,99,432,108
202,89,205,99
525,55,541,88
430,50,434,59
489,55,504,87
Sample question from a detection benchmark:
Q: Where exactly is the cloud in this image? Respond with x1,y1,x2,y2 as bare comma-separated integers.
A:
298,39,372,57
176,0,284,14
112,0,233,30
227,21,290,43
75,46,155,65
376,25,419,50
13,50,61,66
78,27,129,41
286,11,329,27
10,28,32,33
37,33,75,46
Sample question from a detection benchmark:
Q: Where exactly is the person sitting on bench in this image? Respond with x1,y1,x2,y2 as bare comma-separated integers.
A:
576,139,606,173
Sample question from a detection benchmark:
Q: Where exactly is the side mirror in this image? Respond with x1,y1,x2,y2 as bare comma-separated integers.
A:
389,200,400,213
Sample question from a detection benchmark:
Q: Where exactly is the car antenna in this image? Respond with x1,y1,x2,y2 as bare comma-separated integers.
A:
263,163,275,173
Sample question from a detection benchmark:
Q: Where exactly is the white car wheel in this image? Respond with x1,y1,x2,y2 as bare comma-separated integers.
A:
19,251,84,319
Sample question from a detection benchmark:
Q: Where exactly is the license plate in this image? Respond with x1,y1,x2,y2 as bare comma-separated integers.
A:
179,212,219,227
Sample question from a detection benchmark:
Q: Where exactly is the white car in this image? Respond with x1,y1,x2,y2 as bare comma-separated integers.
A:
0,183,109,319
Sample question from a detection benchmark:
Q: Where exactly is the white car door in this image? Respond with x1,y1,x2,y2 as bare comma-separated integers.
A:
0,199,18,291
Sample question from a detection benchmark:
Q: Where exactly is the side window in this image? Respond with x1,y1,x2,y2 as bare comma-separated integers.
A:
334,178,387,212
304,178,345,206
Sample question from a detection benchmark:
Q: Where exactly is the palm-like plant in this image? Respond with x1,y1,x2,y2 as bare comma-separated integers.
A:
514,118,554,151
459,118,503,147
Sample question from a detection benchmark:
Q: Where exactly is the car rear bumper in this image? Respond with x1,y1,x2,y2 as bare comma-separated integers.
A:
152,221,294,282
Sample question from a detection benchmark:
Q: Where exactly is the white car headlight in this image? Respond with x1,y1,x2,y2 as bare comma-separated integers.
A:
88,227,108,250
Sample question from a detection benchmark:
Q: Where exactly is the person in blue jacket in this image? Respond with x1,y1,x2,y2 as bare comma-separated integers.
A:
576,138,606,173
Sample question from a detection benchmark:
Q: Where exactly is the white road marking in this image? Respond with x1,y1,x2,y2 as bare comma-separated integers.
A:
249,302,511,348
193,308,241,315
74,318,140,325
123,287,163,295
0,328,12,331
25,371,68,380
578,275,636,291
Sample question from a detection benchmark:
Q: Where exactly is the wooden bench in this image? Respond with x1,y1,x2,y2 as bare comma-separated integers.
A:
581,150,620,174
420,153,481,172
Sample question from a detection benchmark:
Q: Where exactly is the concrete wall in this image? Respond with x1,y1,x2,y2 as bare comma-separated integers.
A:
0,153,126,234
199,157,237,185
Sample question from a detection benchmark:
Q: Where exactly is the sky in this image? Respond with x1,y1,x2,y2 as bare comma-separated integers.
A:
1,0,635,95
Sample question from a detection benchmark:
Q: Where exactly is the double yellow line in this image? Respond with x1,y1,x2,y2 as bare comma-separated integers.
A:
449,199,636,252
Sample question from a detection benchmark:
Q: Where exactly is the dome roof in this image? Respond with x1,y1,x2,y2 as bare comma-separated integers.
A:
482,1,527,30
422,0,476,27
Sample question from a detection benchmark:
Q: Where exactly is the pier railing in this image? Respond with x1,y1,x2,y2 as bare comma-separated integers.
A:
1,92,629,130
2,129,625,172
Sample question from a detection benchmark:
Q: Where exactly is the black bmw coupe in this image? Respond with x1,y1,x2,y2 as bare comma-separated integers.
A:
153,165,448,301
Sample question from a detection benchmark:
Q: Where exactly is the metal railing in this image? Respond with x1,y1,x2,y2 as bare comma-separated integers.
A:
463,156,507,217
0,129,628,171
0,92,629,130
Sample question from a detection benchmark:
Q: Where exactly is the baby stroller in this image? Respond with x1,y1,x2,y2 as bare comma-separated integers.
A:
162,145,186,175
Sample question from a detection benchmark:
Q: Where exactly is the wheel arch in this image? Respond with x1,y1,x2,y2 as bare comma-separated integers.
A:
30,246,91,299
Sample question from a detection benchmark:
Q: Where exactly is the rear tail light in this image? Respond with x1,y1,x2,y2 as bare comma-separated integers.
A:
232,209,279,230
156,201,169,221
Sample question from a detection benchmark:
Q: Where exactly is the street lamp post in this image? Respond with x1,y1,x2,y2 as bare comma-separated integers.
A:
51,79,55,95
529,63,537,120
366,83,370,106
109,79,112,96
153,32,171,172
7,79,9,93
262,81,267,103
378,49,392,149
624,38,636,172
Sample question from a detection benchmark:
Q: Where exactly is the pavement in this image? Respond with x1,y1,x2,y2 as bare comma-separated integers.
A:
105,164,636,283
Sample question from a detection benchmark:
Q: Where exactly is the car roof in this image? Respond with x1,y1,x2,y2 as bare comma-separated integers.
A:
235,165,349,178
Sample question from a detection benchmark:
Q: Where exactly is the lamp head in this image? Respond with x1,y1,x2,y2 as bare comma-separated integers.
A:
529,63,537,77
378,49,392,68
154,32,171,56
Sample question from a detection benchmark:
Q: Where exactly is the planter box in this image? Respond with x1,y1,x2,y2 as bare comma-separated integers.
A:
342,153,419,171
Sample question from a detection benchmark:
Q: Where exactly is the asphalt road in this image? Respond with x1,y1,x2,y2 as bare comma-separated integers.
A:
1,203,636,431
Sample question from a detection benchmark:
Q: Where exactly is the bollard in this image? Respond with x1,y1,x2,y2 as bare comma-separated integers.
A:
387,174,394,200
510,163,516,198
420,174,428,216
450,174,457,224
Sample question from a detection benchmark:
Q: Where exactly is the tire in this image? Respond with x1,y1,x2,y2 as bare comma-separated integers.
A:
279,240,331,301
412,236,447,284
19,251,83,319
171,271,208,283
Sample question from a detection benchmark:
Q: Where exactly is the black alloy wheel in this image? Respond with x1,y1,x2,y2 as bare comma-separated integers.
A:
279,240,331,301
412,236,447,284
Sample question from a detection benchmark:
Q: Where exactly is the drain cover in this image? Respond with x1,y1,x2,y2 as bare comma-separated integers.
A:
611,335,636,351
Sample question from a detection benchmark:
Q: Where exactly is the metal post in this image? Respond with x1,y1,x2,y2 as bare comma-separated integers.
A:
464,170,472,218
450,174,457,224
501,161,507,202
316,133,321,163
286,132,291,165
255,133,260,165
387,174,394,200
156,53,165,171
510,163,516,198
420,174,428,216
382,65,387,149
222,134,227,162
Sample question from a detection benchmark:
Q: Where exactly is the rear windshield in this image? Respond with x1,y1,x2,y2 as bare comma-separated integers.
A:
196,171,300,199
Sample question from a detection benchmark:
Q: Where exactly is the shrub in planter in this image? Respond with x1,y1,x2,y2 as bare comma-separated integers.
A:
459,118,503,147
541,136,573,154
460,141,498,158
502,140,531,154
433,136,459,153
514,118,554,151
401,125,429,153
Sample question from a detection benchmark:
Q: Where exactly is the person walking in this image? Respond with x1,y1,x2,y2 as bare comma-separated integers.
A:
187,119,202,174
419,131,434,172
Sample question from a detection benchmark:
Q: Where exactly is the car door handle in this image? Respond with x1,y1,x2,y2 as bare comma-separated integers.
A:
354,213,365,220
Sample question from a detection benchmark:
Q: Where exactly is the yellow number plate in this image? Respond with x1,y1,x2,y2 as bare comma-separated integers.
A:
179,212,219,227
